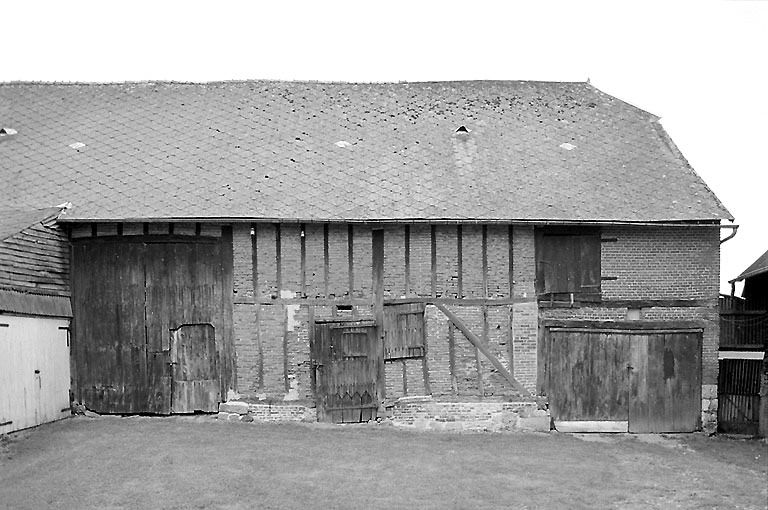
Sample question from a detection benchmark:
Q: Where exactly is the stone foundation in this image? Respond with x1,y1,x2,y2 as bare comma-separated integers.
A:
388,397,550,432
218,401,316,423
701,384,717,433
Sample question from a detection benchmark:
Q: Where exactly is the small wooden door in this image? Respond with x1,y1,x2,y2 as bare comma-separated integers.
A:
170,324,220,413
312,320,381,423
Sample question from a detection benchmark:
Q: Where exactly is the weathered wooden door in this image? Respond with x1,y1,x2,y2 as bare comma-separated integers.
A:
546,327,702,433
312,320,381,423
170,324,220,413
72,237,233,414
628,332,701,433
547,330,631,424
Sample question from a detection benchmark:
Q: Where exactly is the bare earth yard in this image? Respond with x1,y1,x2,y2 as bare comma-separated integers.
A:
0,416,765,509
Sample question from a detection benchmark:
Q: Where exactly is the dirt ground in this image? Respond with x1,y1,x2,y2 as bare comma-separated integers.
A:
0,416,765,509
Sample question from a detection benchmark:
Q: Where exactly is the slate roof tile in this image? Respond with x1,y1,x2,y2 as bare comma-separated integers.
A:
0,80,731,223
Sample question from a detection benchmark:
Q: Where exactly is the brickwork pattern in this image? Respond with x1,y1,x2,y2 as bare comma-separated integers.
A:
304,224,325,298
601,226,720,300
327,225,350,298
409,224,431,296
461,225,484,298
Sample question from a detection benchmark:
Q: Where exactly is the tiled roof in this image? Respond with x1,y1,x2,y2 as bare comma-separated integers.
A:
0,207,61,241
0,80,731,223
732,249,768,282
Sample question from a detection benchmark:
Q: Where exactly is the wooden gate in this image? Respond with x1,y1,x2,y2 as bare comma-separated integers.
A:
312,319,382,423
718,357,762,435
71,238,233,414
545,326,702,433
170,324,220,413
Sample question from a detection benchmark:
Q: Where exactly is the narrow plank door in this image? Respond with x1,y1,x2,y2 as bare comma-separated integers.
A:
170,324,220,413
313,321,381,423
547,330,630,425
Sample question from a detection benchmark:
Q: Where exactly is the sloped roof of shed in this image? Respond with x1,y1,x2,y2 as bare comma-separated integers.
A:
0,207,61,242
0,80,731,223
732,249,768,282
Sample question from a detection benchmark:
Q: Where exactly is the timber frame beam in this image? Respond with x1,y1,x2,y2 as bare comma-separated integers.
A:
434,303,531,397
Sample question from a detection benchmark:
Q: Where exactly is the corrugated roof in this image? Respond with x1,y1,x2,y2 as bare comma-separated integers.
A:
0,80,731,223
732,249,768,282
0,207,61,241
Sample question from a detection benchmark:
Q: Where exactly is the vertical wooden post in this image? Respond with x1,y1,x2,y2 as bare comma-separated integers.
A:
300,223,306,297
251,224,264,390
275,223,282,293
402,360,408,396
348,225,355,317
507,225,515,379
430,225,437,298
404,225,411,296
308,306,316,395
448,323,457,395
457,225,463,299
372,229,385,400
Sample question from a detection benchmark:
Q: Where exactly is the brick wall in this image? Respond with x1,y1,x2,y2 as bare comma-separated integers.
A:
230,223,720,415
538,226,720,385
231,222,528,402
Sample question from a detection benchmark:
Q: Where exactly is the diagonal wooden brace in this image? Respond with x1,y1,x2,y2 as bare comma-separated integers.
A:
434,303,531,397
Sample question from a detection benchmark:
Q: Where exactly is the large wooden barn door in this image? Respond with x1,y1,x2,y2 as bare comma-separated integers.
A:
73,242,148,413
312,320,381,423
72,238,233,414
546,327,702,433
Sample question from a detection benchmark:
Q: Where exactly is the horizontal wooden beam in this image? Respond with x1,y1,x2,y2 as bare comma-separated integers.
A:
241,297,538,306
539,298,717,309
543,319,706,330
434,303,530,396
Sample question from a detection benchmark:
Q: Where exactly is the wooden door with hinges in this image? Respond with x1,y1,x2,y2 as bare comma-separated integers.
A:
312,320,381,423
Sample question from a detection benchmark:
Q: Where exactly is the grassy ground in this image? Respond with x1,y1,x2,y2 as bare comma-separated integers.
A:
0,416,765,509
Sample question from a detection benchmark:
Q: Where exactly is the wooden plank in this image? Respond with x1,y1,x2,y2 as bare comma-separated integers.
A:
404,225,411,295
435,303,529,396
457,225,463,298
628,334,650,433
323,224,330,299
430,225,436,298
372,230,385,401
300,223,307,296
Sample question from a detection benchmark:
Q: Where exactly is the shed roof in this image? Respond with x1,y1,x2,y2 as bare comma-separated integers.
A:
732,249,768,282
0,207,62,242
0,80,731,223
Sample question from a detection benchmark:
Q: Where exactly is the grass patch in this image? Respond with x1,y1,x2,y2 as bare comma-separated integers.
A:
1,416,766,509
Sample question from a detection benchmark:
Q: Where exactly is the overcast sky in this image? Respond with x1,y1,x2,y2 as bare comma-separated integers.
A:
3,0,765,293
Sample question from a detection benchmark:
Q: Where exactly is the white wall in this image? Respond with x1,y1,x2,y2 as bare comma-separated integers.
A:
0,314,71,434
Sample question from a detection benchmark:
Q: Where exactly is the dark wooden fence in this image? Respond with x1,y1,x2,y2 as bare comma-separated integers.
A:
719,295,768,349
